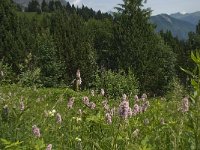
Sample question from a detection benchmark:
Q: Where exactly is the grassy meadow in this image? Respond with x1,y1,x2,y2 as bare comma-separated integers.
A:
0,84,199,150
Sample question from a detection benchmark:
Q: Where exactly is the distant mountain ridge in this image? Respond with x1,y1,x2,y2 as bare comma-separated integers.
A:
171,11,200,25
13,0,67,7
150,11,200,40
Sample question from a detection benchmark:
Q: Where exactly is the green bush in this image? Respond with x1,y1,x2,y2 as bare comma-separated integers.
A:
0,61,15,85
94,69,138,98
18,67,42,87
165,77,186,101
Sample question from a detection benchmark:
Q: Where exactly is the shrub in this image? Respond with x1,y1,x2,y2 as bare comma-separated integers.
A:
0,61,15,85
165,77,186,101
93,69,138,98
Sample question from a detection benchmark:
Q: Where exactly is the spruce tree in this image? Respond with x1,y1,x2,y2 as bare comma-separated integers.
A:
113,0,176,95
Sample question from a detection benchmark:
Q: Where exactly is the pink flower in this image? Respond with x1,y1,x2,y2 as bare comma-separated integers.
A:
142,101,150,112
20,101,25,111
128,107,133,117
141,93,147,99
46,144,52,150
56,113,62,124
182,97,189,112
119,100,129,119
32,125,41,138
133,104,139,115
67,97,75,109
102,100,109,111
134,95,139,102
110,107,115,116
89,102,96,109
82,96,90,106
105,113,112,124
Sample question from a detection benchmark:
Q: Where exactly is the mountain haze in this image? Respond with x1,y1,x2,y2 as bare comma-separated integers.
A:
150,14,196,39
13,0,67,7
171,11,200,25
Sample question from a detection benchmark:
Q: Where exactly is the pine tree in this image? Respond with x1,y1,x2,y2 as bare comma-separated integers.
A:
41,0,48,12
27,0,40,12
112,0,176,95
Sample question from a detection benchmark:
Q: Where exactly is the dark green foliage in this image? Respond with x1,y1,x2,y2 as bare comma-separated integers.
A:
48,0,63,12
27,0,40,12
49,10,97,86
1,0,199,95
94,69,138,98
112,0,176,95
0,0,26,73
86,19,114,68
41,0,48,12
34,32,62,87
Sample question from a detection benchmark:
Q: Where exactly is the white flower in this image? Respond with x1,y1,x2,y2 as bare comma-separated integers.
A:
75,137,82,142
101,89,105,96
52,109,56,113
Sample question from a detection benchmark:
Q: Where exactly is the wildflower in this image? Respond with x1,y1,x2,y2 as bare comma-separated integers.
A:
133,104,139,115
89,102,96,109
91,90,95,96
128,107,133,117
102,100,108,105
110,107,115,116
182,97,189,112
76,69,81,78
102,100,109,111
142,101,150,112
141,93,147,101
67,97,75,109
119,100,129,119
56,113,62,124
160,118,165,125
32,125,41,138
82,96,90,106
76,117,82,122
46,144,52,150
132,129,139,137
78,109,82,116
77,78,82,85
122,94,127,101
75,137,82,142
139,105,143,113
20,101,25,111
105,113,112,124
134,95,139,102
48,109,56,117
101,89,105,96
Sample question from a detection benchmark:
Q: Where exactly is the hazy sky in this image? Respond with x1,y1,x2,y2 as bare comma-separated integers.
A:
68,0,200,15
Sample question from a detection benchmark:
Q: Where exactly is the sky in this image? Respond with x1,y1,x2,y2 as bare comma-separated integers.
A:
68,0,200,16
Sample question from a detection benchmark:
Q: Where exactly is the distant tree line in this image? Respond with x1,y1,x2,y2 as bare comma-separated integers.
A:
1,0,200,96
